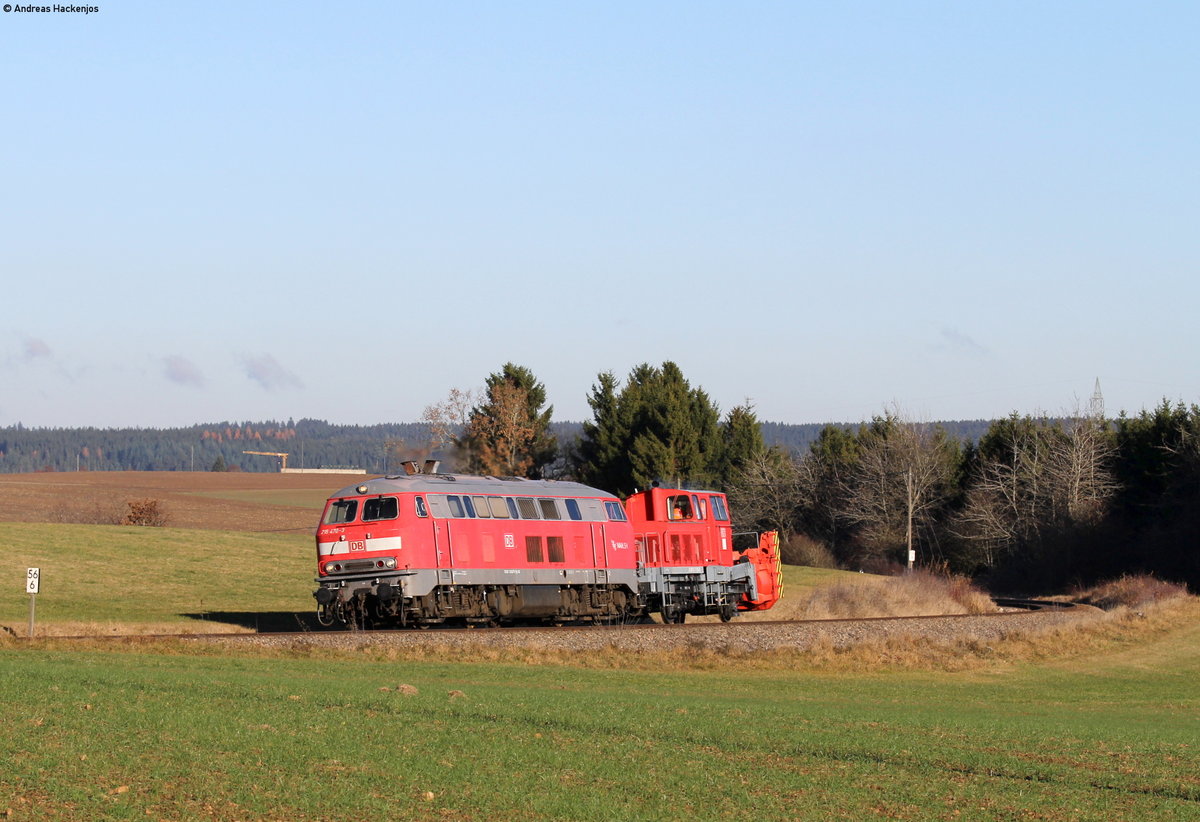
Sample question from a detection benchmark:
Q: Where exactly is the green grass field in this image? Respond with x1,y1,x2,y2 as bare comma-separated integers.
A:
3,610,1198,821
3,523,314,631
4,522,1198,820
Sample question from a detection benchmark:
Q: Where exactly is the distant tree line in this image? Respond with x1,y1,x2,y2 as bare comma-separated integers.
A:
4,362,1193,591
0,419,433,474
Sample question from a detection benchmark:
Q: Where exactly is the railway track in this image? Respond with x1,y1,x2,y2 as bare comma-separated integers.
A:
19,599,1092,652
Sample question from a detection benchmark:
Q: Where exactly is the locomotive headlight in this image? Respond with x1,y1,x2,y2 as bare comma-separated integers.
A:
376,557,397,570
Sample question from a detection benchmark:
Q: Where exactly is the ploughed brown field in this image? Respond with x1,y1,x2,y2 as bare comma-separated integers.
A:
0,471,367,533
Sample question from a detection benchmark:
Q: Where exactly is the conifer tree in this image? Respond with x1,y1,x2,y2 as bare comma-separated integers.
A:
575,361,723,495
717,402,766,488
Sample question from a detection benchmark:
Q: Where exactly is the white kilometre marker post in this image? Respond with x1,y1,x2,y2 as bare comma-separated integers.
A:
26,567,40,638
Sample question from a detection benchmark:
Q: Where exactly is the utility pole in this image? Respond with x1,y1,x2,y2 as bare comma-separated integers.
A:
905,468,914,571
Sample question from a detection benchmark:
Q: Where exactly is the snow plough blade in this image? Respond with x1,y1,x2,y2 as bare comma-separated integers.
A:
738,530,783,611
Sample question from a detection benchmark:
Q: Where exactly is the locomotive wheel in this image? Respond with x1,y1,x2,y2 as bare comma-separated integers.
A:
719,604,736,622
661,606,686,625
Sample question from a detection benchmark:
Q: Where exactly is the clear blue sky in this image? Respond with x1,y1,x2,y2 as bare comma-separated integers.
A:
2,1,1196,428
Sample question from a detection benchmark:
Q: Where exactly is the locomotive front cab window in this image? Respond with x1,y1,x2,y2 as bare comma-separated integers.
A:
667,495,693,520
565,499,582,520
604,501,627,522
538,499,561,520
415,496,429,517
516,498,541,519
362,496,398,522
324,499,358,524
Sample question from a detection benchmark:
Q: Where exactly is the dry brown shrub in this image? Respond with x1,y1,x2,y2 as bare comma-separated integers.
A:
1071,574,1189,610
800,569,996,619
121,498,168,527
780,533,838,568
42,494,127,525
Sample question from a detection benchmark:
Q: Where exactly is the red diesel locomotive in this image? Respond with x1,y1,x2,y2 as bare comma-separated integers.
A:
312,460,781,628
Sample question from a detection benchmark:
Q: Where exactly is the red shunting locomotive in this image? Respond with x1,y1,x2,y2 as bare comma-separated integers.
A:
313,460,782,628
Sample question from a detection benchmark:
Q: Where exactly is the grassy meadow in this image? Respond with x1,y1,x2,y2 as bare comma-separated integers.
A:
2,475,1198,820
2,599,1199,821
2,522,315,633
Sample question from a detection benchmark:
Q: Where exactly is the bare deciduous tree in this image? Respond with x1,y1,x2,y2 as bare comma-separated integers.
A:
726,447,799,537
954,410,1117,569
464,382,538,476
420,387,476,470
839,412,958,566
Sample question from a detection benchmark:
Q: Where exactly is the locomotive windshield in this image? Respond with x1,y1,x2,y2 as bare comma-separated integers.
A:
324,499,358,524
362,496,398,521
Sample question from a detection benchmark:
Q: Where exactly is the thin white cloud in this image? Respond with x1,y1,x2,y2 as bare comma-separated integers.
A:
936,327,990,358
23,337,52,361
243,354,303,391
163,355,205,387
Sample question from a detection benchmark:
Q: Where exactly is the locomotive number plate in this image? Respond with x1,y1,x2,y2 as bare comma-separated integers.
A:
348,541,366,552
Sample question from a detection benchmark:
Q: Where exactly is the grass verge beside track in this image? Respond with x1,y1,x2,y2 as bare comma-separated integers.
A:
2,523,313,633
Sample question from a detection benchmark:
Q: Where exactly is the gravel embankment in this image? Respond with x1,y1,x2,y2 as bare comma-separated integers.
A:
195,606,1101,654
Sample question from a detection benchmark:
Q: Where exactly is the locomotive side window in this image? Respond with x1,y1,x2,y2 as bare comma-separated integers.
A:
446,495,465,518
472,496,491,518
565,499,582,520
516,498,540,519
525,535,544,562
362,496,398,522
462,496,477,517
506,498,520,518
604,501,627,522
710,496,729,521
538,499,561,520
488,497,511,518
547,535,565,562
667,495,693,520
324,499,358,524
415,496,428,517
